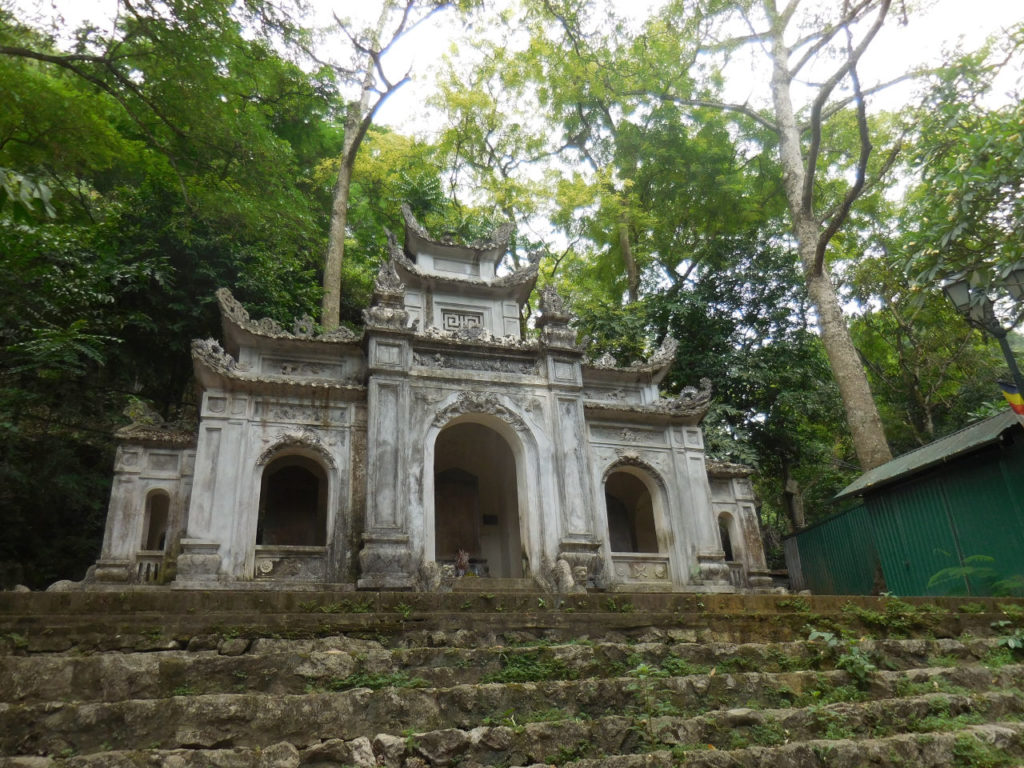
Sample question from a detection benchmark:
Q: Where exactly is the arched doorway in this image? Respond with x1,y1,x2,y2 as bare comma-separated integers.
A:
257,455,327,546
605,470,659,553
141,490,170,551
433,421,522,577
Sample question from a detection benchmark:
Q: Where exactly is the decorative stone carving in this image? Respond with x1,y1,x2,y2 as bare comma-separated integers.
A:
672,377,713,414
292,315,316,338
115,398,196,448
363,258,412,331
415,324,538,350
648,336,679,368
217,287,359,342
536,286,580,350
412,351,540,375
256,428,339,469
609,451,667,487
612,557,670,581
432,391,528,432
253,550,327,581
593,351,617,368
706,460,755,479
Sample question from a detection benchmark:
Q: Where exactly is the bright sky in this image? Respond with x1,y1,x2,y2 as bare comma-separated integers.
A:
11,0,1024,132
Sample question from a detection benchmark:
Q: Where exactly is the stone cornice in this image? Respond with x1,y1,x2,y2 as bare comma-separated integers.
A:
583,378,713,425
114,424,197,449
706,460,755,479
191,338,366,398
582,337,679,384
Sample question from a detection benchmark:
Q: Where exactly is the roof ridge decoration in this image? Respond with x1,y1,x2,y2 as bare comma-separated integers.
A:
216,288,359,343
585,336,680,375
387,227,539,289
115,398,196,447
415,324,539,349
363,257,413,331
192,337,250,376
705,459,754,478
401,203,514,252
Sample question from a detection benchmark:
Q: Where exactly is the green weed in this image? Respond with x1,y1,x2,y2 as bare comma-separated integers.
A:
482,651,576,683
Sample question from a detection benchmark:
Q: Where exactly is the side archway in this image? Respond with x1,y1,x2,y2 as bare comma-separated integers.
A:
602,461,667,555
256,454,328,547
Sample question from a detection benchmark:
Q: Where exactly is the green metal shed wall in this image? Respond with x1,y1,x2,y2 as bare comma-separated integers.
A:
789,505,879,595
866,442,1024,596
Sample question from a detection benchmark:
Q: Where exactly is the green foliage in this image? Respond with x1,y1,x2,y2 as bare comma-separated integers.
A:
482,651,577,683
325,672,428,691
0,0,345,586
928,555,1024,598
807,628,877,689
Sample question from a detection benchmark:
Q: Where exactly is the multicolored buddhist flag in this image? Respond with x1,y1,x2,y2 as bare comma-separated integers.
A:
1000,381,1024,424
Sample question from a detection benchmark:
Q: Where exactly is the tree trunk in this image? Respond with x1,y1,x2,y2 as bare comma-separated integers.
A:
320,3,391,331
804,265,893,469
321,147,354,330
782,459,806,531
618,218,639,304
767,9,893,471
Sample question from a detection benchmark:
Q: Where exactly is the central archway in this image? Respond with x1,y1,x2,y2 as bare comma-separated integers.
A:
433,421,522,578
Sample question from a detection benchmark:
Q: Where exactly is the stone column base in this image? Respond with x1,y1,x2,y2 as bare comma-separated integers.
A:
357,534,415,590
697,552,731,586
93,559,133,584
748,568,775,591
172,539,223,589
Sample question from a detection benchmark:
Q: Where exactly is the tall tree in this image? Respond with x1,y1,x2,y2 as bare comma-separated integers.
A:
316,0,460,330
489,0,899,468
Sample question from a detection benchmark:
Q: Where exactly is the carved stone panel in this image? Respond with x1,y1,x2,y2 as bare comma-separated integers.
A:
611,554,672,584
441,309,484,331
253,400,349,426
589,425,667,446
253,546,327,582
413,350,540,375
260,357,346,379
146,452,180,474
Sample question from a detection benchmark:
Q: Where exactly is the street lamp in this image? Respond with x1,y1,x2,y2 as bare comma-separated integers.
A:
943,275,1024,395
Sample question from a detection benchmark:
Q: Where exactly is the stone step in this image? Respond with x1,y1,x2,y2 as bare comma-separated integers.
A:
564,721,1024,768
450,578,539,592
2,603,1015,656
0,635,1009,705
2,690,1023,767
3,663,1022,757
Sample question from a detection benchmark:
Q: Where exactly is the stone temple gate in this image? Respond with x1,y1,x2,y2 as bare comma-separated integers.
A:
93,207,771,592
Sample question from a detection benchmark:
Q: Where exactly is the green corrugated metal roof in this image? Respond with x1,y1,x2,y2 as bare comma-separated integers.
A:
834,409,1021,501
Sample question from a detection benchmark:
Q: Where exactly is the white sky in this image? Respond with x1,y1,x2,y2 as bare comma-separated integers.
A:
10,0,1024,132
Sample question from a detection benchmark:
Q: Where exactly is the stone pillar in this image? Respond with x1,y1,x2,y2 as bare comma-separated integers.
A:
94,447,141,584
358,259,417,590
537,287,602,583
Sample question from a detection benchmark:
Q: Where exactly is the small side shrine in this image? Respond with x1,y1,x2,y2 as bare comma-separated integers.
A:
93,207,771,592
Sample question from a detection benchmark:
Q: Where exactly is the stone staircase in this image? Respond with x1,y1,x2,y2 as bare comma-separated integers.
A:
2,591,1024,767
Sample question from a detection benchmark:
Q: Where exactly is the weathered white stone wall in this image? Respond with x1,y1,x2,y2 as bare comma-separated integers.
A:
185,389,357,582
97,443,195,582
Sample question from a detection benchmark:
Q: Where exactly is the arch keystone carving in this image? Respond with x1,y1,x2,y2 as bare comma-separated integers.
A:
256,428,338,469
432,391,528,432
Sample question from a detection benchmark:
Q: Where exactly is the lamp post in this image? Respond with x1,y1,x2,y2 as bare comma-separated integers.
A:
943,271,1024,395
